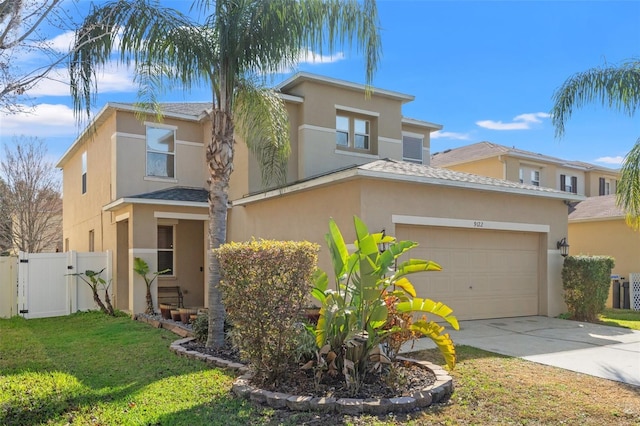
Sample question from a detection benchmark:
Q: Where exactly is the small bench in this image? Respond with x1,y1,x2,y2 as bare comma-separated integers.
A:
157,286,184,308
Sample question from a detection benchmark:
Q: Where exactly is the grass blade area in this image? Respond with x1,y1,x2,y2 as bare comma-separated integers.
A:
0,312,271,426
599,308,640,330
1,311,639,425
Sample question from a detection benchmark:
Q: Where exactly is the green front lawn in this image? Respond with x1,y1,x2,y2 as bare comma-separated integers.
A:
0,312,278,425
1,312,639,425
599,308,640,330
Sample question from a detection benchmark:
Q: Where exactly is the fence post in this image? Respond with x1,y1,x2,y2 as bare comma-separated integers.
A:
67,250,78,314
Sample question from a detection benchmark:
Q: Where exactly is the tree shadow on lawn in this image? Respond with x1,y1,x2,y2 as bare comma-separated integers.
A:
0,314,237,425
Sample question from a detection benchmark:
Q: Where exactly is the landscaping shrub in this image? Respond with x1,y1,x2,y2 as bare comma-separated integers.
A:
215,239,319,383
309,216,458,396
192,313,208,343
561,255,614,322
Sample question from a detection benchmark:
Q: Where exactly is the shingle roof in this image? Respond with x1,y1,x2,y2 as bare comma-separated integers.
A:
360,159,564,194
568,194,625,221
130,186,208,203
431,141,618,172
117,102,212,118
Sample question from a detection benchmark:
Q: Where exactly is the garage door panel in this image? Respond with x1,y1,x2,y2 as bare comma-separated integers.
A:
396,225,540,320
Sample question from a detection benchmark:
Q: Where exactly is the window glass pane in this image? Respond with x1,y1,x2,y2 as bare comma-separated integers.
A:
82,152,87,173
336,116,349,131
147,127,175,152
157,226,173,249
336,131,348,146
355,134,369,149
158,251,173,274
147,152,175,177
403,136,423,162
354,119,368,135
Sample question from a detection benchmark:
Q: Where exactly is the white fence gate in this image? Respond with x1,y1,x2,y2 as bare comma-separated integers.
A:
9,251,112,319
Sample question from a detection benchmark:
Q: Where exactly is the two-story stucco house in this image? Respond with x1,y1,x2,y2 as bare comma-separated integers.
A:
431,141,620,197
57,73,582,319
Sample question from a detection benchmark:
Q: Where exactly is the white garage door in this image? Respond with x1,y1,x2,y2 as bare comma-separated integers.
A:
396,225,540,320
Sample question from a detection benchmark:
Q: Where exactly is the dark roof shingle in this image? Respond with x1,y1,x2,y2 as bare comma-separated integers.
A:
131,186,208,203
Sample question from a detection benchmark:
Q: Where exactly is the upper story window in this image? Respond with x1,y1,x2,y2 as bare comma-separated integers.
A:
354,119,369,150
336,116,349,147
519,168,524,184
560,174,577,194
403,134,424,164
335,111,374,153
599,177,613,195
157,225,174,275
531,170,540,186
146,125,176,178
81,151,87,194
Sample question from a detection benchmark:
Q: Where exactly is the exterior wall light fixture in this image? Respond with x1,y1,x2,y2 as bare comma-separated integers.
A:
557,238,569,257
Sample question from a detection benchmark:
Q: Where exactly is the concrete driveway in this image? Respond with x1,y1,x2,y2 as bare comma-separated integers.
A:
403,316,640,387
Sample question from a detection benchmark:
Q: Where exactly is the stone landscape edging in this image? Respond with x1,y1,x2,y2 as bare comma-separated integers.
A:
169,336,454,414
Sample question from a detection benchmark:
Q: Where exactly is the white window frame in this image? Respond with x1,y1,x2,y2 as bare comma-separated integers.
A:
519,168,524,184
157,224,175,277
335,115,349,147
335,110,374,153
402,132,424,164
605,181,610,195
531,170,540,186
354,118,370,150
146,123,177,178
564,175,573,193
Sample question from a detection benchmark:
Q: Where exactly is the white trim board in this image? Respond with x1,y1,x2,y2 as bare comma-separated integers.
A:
392,215,550,233
154,212,209,221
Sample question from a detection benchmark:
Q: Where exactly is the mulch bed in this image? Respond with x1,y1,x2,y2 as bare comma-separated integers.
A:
182,340,436,399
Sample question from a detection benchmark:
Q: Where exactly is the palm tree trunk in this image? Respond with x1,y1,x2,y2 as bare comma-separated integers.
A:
206,108,235,349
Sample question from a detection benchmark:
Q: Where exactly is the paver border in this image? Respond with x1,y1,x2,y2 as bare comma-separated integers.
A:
169,337,453,414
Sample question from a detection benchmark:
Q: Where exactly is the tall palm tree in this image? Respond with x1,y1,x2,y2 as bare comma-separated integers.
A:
69,0,381,348
551,60,640,228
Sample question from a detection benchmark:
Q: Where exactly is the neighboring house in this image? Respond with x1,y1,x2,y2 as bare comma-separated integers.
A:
568,195,640,306
58,72,582,319
431,141,620,197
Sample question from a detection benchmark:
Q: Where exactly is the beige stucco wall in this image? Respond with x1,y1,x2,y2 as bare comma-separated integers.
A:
445,157,505,180
282,79,406,180
113,111,209,200
229,177,569,317
569,219,640,295
584,171,619,197
62,112,116,254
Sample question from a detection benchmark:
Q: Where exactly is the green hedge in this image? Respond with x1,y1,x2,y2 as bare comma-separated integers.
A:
215,239,319,383
561,255,614,322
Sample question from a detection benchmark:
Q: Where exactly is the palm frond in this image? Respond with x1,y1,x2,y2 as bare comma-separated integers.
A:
617,137,640,230
69,0,204,120
551,60,640,137
233,80,291,188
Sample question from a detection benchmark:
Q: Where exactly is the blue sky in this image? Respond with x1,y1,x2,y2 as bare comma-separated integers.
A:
1,0,639,169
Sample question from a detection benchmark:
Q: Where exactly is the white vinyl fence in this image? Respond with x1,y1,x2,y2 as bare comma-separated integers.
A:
0,251,111,319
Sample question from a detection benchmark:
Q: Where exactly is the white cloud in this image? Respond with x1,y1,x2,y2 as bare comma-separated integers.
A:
48,31,76,52
431,131,471,140
28,60,137,97
476,112,550,130
298,49,345,64
594,156,625,166
0,104,78,137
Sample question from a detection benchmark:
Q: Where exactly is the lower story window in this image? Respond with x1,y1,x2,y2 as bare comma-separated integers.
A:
157,225,174,275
